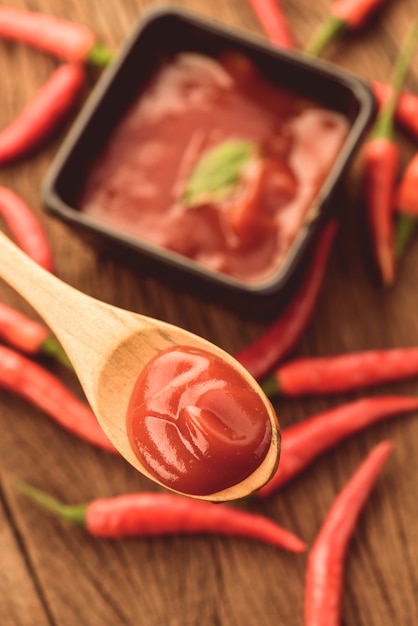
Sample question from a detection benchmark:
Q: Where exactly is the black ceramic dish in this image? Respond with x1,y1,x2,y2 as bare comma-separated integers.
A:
42,5,375,317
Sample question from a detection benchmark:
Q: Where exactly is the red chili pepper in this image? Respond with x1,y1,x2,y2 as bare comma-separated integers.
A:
0,301,71,368
372,82,418,257
0,63,86,166
15,482,306,552
363,138,399,285
306,0,389,56
392,153,418,256
0,6,112,66
304,441,394,626
372,81,418,141
261,346,418,397
396,152,418,216
363,25,418,286
257,395,417,497
246,0,295,48
366,81,418,258
331,0,390,29
235,221,338,380
0,345,116,453
0,187,53,271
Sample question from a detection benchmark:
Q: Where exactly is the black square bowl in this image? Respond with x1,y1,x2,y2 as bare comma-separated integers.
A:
42,5,375,317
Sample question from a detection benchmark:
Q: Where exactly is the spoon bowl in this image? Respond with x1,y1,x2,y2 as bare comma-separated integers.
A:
0,230,280,501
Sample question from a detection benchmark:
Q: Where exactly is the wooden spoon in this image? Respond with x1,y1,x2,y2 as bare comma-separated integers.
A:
0,231,280,501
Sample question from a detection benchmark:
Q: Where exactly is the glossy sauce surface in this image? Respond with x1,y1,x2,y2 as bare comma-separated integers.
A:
78,52,349,284
126,346,273,496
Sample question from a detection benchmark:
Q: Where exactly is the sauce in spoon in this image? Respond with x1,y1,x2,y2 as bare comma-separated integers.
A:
127,345,273,496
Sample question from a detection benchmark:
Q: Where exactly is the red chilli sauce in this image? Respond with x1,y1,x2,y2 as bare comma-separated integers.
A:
78,51,349,284
126,346,273,496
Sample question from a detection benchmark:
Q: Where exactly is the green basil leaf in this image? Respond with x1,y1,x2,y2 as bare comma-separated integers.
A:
182,139,255,208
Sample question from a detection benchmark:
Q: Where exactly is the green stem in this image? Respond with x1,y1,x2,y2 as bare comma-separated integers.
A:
16,481,87,527
395,213,417,258
373,23,418,140
305,17,347,57
41,336,73,370
87,42,114,68
260,374,279,398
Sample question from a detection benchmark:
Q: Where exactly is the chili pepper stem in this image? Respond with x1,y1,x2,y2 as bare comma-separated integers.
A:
305,17,346,57
395,214,416,258
16,481,87,527
260,373,280,397
87,42,114,67
41,336,73,369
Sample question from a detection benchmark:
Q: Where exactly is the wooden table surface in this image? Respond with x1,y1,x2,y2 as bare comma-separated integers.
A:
1,1,418,624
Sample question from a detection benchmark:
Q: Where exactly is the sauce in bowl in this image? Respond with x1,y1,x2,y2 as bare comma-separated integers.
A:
78,51,349,284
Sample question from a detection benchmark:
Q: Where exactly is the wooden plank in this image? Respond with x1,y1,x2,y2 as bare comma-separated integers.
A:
0,478,50,625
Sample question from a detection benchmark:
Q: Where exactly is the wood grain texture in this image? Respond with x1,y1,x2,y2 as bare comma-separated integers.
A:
0,0,418,624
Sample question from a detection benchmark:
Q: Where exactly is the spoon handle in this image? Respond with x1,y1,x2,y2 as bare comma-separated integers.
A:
0,230,144,365
0,229,74,309
0,229,98,331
